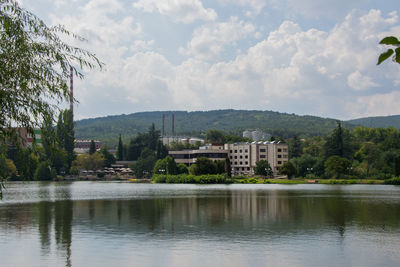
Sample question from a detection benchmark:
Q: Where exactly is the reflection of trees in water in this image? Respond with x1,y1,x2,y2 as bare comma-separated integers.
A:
54,184,73,267
2,186,400,258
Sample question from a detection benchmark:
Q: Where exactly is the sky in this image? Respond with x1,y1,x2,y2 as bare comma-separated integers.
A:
19,0,400,120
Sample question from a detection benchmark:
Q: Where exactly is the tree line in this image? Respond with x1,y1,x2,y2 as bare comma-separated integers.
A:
280,122,400,179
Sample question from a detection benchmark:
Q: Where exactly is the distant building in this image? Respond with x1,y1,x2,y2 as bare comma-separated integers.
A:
4,128,42,148
161,136,204,146
74,139,102,154
243,130,271,141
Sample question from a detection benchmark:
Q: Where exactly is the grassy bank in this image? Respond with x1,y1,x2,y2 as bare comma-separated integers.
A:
152,174,392,185
152,174,231,184
233,177,386,184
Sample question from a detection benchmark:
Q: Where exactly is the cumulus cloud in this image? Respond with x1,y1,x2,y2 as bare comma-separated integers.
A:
83,8,399,119
133,0,217,24
347,71,378,91
217,0,266,15
29,0,400,120
180,17,256,60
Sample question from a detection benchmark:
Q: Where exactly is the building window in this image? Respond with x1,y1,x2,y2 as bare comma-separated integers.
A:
278,148,282,152
245,161,248,165
278,155,282,158
240,162,243,165
283,149,288,152
234,150,237,153
247,167,250,171
234,156,237,159
240,155,243,159
260,149,266,152
278,161,282,164
230,156,232,159
245,155,248,159
245,149,248,153
235,162,238,165
260,155,266,158
283,155,288,158
230,150,232,153
239,150,242,153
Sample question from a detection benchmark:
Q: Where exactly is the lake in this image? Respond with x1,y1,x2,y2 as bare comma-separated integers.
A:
1,182,400,267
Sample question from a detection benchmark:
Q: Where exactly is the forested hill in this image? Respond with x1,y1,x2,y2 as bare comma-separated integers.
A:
347,115,400,129
75,110,355,146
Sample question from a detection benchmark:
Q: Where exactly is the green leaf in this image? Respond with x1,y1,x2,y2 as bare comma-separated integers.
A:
379,36,400,45
396,47,400,64
377,49,394,65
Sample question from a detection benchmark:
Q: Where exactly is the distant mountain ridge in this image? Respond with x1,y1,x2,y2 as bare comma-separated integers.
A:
75,109,356,146
347,115,400,129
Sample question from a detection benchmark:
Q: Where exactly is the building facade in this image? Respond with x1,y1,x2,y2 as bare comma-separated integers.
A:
74,140,102,154
225,142,288,176
169,142,289,176
168,145,228,166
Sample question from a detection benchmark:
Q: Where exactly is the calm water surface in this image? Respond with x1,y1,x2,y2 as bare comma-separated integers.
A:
1,182,400,267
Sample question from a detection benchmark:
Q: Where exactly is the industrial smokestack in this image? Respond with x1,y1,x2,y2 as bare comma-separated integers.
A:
172,113,175,137
70,66,74,116
162,114,165,137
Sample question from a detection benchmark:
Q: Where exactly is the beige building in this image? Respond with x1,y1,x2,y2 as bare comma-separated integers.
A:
224,141,288,176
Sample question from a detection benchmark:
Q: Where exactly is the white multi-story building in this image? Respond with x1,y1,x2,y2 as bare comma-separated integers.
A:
224,142,288,176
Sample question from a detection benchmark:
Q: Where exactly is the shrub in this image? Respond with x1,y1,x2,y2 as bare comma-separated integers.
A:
34,161,53,181
152,174,228,184
384,178,400,185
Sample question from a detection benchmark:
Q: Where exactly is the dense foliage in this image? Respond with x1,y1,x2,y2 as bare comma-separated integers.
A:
75,110,355,147
288,124,400,179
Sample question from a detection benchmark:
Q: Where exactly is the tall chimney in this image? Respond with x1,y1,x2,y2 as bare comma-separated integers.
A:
70,66,74,116
162,114,165,137
172,113,175,137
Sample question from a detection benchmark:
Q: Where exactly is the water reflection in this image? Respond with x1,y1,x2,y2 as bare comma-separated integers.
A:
1,183,400,267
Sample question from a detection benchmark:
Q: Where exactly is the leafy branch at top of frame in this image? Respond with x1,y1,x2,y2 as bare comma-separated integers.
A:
377,36,400,65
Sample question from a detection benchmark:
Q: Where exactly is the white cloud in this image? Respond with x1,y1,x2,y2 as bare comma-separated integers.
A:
133,0,217,24
218,0,266,15
79,8,400,119
180,17,256,60
347,91,400,118
347,71,378,91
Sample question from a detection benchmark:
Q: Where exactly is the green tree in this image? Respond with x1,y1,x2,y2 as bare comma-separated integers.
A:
99,146,116,167
205,130,226,144
324,156,351,178
324,121,354,159
225,156,231,177
289,135,302,158
72,153,104,171
131,148,157,178
177,163,188,174
291,154,319,177
117,134,124,161
0,0,102,143
279,161,298,179
189,157,217,175
89,140,96,155
62,109,75,172
377,36,400,65
34,161,54,181
254,160,273,177
156,140,168,159
0,153,17,198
